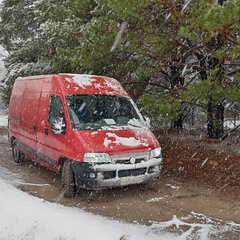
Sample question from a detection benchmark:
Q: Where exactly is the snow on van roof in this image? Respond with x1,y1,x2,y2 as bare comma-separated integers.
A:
62,74,128,96
65,74,95,88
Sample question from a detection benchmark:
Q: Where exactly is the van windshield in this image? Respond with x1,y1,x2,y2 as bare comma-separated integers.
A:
66,95,145,130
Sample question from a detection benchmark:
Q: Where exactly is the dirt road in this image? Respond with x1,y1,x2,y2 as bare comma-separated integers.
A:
1,126,240,238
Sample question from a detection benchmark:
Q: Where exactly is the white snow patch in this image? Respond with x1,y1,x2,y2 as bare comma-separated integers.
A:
64,74,127,96
104,77,127,95
0,177,168,240
20,183,51,187
0,165,23,186
147,197,164,203
103,132,145,147
166,184,180,190
65,74,95,89
0,109,7,126
150,213,240,240
128,118,144,128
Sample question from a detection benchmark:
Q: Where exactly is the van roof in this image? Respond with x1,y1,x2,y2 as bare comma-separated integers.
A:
16,74,129,96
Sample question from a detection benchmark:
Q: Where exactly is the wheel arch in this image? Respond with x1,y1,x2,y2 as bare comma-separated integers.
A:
57,157,68,174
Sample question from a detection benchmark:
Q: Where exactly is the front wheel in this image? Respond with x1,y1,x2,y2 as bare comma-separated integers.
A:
12,140,24,163
61,160,77,198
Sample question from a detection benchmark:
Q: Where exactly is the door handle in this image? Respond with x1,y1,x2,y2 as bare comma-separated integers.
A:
44,128,48,135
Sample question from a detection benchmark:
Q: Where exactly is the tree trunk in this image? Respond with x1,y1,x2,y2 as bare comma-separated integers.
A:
214,102,224,139
207,100,214,138
207,100,224,139
173,119,183,129
170,60,184,129
173,113,183,129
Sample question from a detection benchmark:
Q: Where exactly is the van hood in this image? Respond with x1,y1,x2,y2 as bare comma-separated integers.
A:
79,128,159,155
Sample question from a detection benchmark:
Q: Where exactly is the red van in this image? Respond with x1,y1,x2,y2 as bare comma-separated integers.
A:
8,74,162,197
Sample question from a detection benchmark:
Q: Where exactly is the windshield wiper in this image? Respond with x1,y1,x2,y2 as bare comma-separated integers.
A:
73,123,102,130
127,120,143,128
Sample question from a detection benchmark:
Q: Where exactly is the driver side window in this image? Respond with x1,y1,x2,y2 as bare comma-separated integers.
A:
48,96,65,125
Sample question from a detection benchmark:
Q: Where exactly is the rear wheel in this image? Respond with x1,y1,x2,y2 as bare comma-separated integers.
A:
12,140,24,163
61,160,77,198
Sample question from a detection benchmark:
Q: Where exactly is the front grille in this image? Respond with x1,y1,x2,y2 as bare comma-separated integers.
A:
103,171,116,179
111,152,149,164
115,158,143,164
101,152,150,180
118,168,147,178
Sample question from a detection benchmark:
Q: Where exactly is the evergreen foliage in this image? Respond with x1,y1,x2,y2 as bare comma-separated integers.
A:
0,0,240,138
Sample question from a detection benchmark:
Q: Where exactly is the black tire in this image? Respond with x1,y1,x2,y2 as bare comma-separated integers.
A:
61,160,77,198
12,140,24,163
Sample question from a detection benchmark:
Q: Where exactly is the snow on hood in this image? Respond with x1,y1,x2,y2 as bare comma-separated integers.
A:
80,128,159,154
103,132,147,148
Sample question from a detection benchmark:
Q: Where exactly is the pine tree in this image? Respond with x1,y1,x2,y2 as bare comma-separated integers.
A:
178,0,240,138
0,0,53,106
1,0,240,139
37,0,96,72
0,0,96,106
125,0,240,136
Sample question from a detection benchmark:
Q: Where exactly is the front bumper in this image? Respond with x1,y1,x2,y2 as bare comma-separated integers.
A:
71,158,162,190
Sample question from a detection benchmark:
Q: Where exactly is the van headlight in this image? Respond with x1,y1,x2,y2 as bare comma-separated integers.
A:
150,147,162,159
84,153,112,163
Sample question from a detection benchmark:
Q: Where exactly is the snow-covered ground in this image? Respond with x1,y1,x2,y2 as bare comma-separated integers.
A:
1,107,240,239
1,109,165,240
0,108,7,126
0,177,165,240
1,103,170,239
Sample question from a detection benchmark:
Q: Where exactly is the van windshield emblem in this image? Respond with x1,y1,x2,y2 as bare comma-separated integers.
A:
129,157,136,164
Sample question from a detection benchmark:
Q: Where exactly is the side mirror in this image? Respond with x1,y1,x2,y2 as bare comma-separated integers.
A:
143,116,151,128
52,117,66,135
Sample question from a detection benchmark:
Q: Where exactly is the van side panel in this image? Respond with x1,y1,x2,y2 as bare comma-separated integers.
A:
35,78,52,155
36,91,65,171
18,80,42,158
36,91,49,158
35,79,67,171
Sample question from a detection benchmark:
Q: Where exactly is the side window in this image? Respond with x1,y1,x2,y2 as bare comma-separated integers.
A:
48,96,65,125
